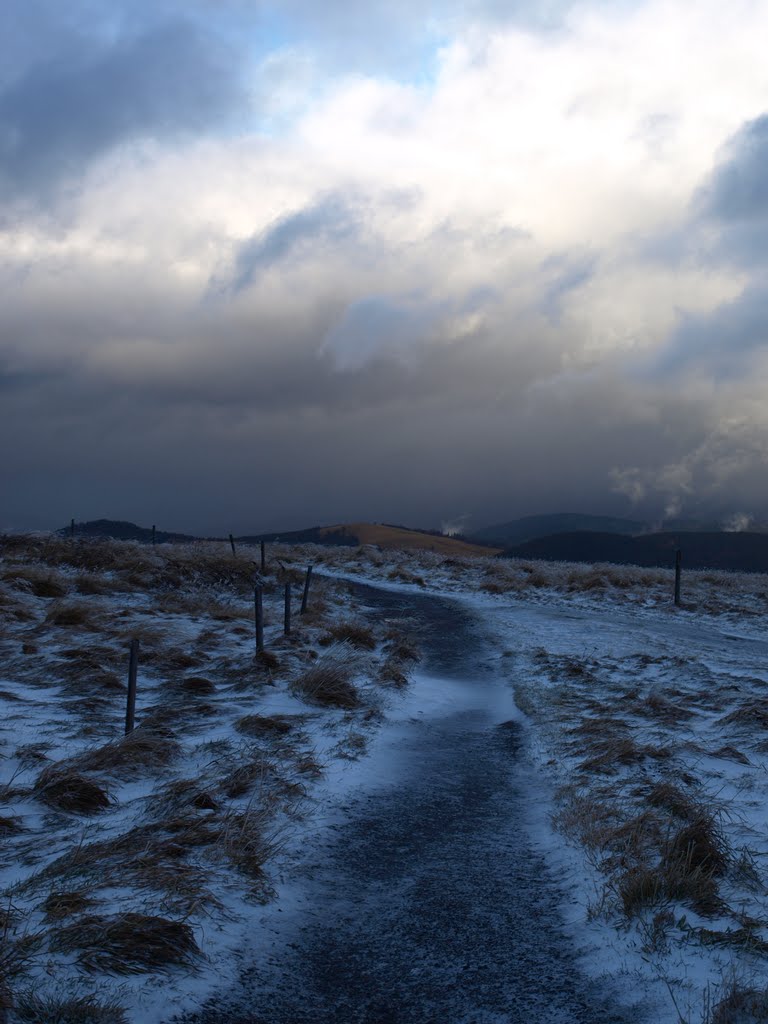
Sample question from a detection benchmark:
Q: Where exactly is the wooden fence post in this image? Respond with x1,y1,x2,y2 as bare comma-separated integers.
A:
260,540,266,573
300,565,313,615
152,524,156,546
254,586,264,653
284,582,291,636
229,534,237,557
674,549,682,607
70,518,75,538
125,638,139,735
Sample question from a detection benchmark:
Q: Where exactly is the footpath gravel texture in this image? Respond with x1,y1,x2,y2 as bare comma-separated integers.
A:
174,585,646,1024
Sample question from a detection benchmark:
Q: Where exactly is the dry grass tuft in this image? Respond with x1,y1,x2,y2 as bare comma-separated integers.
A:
320,621,377,650
646,782,699,820
12,991,128,1023
254,650,280,671
3,566,68,598
51,912,200,974
71,728,180,777
384,637,420,663
34,769,111,814
219,805,278,882
707,982,768,1023
292,663,360,709
221,758,274,799
378,660,409,687
153,778,220,814
639,692,696,723
721,700,768,729
178,676,217,695
667,815,729,878
578,737,673,774
235,714,294,738
618,813,728,918
44,602,99,629
41,890,98,922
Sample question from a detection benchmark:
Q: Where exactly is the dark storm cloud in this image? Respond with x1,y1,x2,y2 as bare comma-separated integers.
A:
660,285,768,376
228,195,362,293
690,113,768,269
651,113,768,376
0,6,248,204
702,114,768,222
538,252,597,323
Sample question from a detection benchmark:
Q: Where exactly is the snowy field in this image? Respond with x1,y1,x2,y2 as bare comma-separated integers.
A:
1,534,767,1022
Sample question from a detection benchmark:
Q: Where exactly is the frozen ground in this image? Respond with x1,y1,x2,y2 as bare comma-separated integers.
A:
1,535,767,1022
175,583,648,1023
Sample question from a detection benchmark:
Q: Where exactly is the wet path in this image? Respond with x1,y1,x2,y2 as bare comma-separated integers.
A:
175,584,643,1024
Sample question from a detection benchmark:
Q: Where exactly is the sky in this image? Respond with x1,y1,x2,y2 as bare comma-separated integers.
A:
3,0,768,535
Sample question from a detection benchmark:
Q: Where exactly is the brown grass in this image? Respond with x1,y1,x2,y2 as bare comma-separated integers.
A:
292,663,360,709
319,522,500,556
41,890,98,922
707,981,768,1023
34,769,111,814
3,566,69,598
320,621,377,650
578,737,673,773
235,714,295,738
11,991,128,1023
177,676,217,695
721,700,768,729
221,758,274,799
70,728,180,777
44,602,100,629
51,913,200,974
218,804,280,883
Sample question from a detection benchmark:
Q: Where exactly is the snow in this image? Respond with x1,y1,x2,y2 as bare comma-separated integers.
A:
1,536,767,1021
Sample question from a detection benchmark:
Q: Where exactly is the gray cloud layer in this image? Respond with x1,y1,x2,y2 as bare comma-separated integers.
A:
3,1,768,533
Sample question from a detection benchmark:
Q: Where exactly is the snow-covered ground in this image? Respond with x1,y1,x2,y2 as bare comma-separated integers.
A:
1,534,767,1023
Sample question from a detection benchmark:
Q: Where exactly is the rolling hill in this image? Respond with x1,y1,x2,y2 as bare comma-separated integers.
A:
502,530,768,572
471,513,647,547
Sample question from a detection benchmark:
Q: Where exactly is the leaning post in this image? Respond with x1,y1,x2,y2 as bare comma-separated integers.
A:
300,565,313,615
674,549,682,607
254,585,264,653
125,638,139,735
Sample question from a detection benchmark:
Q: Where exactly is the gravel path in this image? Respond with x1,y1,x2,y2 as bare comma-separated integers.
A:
174,584,645,1024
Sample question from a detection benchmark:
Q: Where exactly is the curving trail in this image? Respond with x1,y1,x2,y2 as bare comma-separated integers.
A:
174,584,644,1024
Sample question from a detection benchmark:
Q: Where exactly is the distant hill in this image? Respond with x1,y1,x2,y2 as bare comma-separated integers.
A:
472,514,647,547
502,531,768,573
244,522,499,556
323,522,500,556
57,519,198,543
57,519,499,557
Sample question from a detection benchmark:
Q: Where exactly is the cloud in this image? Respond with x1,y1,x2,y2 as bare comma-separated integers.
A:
0,12,248,206
702,114,768,222
226,194,363,294
4,0,768,532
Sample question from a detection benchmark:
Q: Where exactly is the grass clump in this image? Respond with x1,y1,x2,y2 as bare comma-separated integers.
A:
235,714,294,738
44,602,99,629
320,621,376,650
51,913,200,974
292,663,360,709
12,992,128,1023
41,891,98,922
71,728,180,778
707,980,768,1023
34,769,111,814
